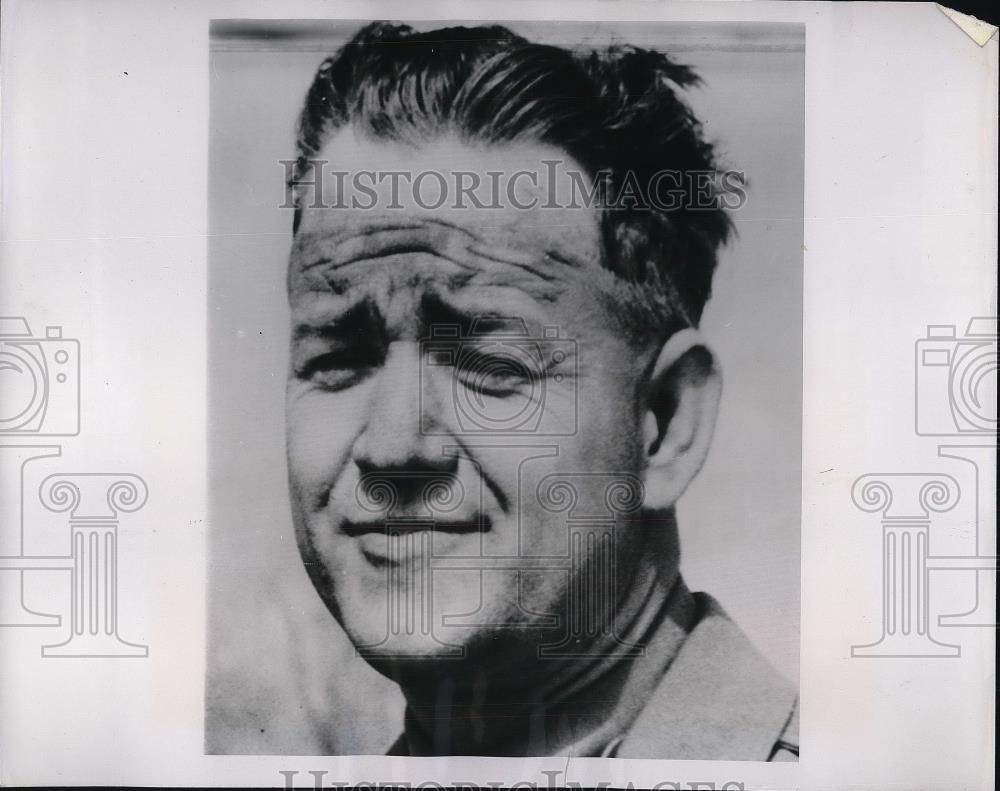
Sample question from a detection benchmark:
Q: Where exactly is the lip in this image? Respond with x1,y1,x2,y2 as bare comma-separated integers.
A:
343,515,491,566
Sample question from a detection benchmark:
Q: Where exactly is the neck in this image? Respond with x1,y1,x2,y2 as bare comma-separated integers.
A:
395,527,696,756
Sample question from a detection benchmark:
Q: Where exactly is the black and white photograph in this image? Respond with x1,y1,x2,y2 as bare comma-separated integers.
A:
206,18,804,759
1,1,995,788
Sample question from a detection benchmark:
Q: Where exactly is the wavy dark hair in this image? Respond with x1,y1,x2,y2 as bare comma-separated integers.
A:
290,21,735,330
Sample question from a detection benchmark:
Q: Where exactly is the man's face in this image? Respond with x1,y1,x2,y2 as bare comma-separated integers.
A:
286,130,659,677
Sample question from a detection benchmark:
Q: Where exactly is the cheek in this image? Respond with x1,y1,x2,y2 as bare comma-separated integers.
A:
285,387,365,503
574,374,644,468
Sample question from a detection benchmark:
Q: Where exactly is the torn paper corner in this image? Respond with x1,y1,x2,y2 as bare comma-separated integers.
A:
937,4,998,46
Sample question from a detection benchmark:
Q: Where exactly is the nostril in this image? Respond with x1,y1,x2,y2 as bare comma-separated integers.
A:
354,451,458,477
354,457,378,478
354,456,462,516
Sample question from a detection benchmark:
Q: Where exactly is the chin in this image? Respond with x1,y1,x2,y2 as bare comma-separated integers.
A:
330,577,482,660
357,626,551,692
338,597,563,691
313,546,572,677
354,633,472,678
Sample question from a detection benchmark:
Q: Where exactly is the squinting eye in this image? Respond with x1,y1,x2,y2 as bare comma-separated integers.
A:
298,347,378,391
455,349,536,397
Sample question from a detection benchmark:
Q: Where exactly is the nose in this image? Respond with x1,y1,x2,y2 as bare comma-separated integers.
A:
352,341,457,476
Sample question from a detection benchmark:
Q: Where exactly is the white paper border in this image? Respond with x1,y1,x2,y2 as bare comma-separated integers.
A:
1,1,995,788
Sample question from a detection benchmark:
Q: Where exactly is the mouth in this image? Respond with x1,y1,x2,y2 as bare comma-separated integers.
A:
341,515,492,566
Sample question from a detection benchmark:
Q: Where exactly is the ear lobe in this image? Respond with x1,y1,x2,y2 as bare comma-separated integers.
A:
641,328,722,510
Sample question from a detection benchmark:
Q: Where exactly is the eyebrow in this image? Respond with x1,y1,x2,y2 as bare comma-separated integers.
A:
418,292,529,337
292,298,383,341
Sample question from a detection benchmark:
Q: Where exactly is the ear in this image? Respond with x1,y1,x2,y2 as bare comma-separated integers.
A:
641,328,722,510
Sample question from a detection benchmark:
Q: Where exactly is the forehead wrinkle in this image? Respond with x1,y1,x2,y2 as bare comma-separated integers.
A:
460,266,566,304
305,255,575,308
289,211,596,282
288,254,626,351
294,223,478,274
289,263,569,341
289,244,584,308
291,214,432,246
292,252,479,298
290,214,494,267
